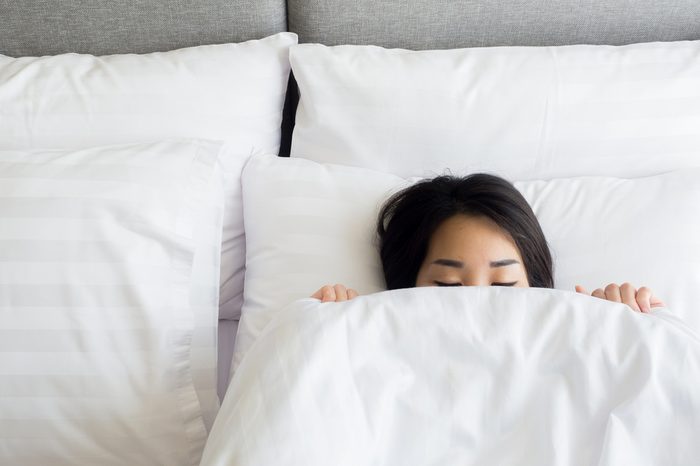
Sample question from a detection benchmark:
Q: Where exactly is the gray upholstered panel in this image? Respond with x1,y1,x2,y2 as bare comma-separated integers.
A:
289,0,700,48
0,0,287,57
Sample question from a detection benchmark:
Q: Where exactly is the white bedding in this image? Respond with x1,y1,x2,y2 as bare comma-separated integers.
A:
203,287,700,465
217,319,239,402
0,140,220,465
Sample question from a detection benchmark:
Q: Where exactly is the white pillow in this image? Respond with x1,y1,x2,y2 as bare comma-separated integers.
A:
233,154,700,373
290,40,700,180
0,31,298,322
0,140,220,465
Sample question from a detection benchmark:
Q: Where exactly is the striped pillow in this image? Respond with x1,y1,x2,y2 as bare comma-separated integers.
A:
290,40,700,180
0,139,221,465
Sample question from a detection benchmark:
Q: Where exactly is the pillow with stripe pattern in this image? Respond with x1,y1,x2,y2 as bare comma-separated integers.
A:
0,139,222,465
290,40,700,180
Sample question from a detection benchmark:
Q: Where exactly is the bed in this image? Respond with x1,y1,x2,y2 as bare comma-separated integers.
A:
2,1,700,465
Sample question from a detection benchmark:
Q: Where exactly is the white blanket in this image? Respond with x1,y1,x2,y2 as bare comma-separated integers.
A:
202,287,700,465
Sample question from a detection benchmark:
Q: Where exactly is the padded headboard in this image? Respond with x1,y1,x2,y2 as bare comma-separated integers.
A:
5,0,699,58
0,0,287,56
289,0,700,48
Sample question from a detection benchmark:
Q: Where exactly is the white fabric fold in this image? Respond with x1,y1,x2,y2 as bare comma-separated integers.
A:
204,286,700,466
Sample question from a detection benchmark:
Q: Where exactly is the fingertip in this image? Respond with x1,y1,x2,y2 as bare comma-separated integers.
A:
322,288,335,302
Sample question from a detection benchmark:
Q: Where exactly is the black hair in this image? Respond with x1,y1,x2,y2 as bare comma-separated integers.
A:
377,173,554,290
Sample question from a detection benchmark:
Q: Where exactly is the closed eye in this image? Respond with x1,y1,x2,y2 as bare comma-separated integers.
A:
434,281,518,287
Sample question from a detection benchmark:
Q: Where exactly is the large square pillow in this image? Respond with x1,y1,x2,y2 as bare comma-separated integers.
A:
290,40,700,180
233,154,700,374
0,140,221,465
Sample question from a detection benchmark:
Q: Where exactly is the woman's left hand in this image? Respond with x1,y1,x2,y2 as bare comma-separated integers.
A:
575,283,665,313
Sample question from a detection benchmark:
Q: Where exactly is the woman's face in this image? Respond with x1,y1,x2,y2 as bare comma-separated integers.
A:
415,214,530,288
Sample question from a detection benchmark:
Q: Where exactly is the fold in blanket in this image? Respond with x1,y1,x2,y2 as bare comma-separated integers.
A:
202,287,700,466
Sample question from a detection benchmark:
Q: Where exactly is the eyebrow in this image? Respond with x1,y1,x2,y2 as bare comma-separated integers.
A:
490,259,520,268
432,258,520,268
432,258,464,268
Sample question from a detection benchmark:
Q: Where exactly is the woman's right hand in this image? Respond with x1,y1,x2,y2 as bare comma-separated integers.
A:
311,284,359,302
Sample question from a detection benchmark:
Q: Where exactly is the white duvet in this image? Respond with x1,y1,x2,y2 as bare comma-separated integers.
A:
202,287,700,465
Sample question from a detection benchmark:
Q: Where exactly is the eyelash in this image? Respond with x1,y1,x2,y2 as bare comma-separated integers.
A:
434,281,517,287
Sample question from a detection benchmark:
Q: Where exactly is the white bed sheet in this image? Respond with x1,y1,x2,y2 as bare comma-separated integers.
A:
203,287,700,465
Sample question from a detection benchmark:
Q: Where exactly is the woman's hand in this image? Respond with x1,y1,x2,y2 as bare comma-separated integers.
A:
575,282,665,313
311,284,359,303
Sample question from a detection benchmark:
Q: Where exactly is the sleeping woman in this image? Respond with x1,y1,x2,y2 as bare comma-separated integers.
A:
311,173,665,313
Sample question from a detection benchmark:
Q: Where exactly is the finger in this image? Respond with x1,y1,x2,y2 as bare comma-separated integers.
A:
650,295,665,309
604,283,622,303
322,285,336,303
635,286,653,313
311,288,324,299
575,285,589,294
347,288,359,300
591,288,606,300
333,284,349,302
620,282,641,312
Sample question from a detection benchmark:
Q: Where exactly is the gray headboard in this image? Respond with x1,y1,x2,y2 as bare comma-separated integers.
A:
289,0,700,48
5,0,699,57
0,0,287,56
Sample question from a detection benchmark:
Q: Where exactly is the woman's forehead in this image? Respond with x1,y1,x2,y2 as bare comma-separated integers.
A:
424,215,522,267
430,215,516,248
